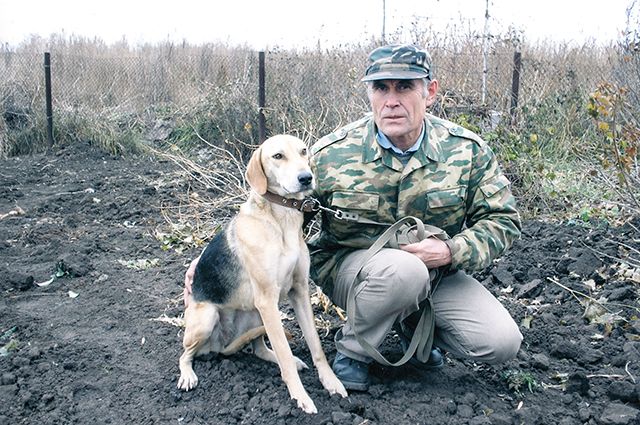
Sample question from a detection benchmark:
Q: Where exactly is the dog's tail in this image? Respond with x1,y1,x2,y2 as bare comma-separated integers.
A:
220,326,266,355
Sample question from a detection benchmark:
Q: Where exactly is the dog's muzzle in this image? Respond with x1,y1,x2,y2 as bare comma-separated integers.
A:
298,171,314,189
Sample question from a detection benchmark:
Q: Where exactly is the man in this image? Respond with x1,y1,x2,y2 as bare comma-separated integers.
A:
306,44,522,391
185,44,522,392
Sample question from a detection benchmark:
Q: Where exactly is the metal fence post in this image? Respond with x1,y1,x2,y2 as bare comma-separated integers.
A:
44,52,54,146
258,51,266,143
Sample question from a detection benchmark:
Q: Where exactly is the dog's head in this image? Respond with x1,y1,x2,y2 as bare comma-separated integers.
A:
245,134,315,198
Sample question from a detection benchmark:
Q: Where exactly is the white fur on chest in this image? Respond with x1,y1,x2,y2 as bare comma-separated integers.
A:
226,204,306,310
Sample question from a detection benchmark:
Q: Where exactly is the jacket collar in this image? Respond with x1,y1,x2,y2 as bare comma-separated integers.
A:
362,116,445,168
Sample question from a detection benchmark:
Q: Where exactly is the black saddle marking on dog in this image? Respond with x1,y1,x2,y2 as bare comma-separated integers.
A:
192,227,242,304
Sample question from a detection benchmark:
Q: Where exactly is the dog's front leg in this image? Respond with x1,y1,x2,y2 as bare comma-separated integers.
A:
289,283,348,398
254,290,317,414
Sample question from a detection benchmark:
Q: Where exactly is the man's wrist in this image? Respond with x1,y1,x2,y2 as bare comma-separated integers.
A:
444,238,457,267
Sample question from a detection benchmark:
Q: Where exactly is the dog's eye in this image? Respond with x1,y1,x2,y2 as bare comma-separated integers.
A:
301,148,307,156
272,153,283,160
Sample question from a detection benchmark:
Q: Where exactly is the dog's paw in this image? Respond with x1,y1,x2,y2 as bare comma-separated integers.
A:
293,356,309,371
177,371,199,391
319,370,348,398
323,378,348,398
295,394,317,414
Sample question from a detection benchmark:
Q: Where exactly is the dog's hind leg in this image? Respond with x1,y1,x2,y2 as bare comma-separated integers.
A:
251,335,309,371
178,301,219,391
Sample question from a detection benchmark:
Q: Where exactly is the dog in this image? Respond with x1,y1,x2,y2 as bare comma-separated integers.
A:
177,134,347,414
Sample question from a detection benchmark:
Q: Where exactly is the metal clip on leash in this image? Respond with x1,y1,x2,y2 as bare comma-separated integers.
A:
305,197,379,224
316,205,360,221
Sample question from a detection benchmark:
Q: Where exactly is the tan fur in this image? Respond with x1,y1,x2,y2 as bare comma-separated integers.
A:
177,135,347,414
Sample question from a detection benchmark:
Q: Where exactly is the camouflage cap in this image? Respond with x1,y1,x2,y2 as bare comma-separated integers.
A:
362,44,432,82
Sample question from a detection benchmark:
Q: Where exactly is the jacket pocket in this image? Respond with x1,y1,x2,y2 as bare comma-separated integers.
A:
327,191,381,247
331,191,380,211
426,186,466,209
423,186,466,232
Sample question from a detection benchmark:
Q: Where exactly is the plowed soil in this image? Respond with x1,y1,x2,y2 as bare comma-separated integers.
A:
2,143,640,425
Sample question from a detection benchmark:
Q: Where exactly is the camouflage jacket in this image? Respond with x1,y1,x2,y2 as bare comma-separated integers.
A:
308,113,521,295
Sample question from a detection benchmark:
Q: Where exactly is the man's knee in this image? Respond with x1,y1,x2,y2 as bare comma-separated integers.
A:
476,322,523,364
368,249,430,301
494,330,522,363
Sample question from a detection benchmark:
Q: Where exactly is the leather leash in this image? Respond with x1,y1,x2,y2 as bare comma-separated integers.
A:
346,216,448,367
262,192,445,367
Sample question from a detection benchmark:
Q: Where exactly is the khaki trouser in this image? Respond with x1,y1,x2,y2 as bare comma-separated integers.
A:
331,248,522,364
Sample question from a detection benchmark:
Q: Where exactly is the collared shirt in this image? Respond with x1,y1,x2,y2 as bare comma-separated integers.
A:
376,125,425,166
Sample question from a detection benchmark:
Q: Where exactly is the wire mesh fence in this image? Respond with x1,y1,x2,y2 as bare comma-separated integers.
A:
0,40,636,157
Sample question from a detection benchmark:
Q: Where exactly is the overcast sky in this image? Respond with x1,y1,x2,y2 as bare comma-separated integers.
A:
0,0,633,49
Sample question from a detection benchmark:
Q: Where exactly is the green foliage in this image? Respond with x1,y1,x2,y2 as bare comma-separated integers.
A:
587,82,640,211
0,327,18,357
54,260,70,278
452,113,482,135
468,76,638,221
502,369,538,397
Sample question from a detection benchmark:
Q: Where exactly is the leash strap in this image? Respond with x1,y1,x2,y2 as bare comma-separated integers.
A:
345,216,449,367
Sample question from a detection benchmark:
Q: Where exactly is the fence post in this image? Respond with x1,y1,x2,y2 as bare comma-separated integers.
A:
258,51,266,143
510,49,522,125
44,52,54,146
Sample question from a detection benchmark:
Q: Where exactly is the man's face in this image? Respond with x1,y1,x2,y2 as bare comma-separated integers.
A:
369,79,438,149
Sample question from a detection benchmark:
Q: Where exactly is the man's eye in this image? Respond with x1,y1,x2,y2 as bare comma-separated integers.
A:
273,153,283,160
372,82,388,91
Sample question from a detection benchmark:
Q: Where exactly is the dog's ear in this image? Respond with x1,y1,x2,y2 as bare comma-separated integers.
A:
245,146,268,195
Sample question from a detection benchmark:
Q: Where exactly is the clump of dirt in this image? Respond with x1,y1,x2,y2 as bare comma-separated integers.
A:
1,143,640,425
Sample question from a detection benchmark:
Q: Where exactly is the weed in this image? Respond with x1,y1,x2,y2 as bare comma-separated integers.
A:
502,370,539,397
54,260,70,278
0,328,19,357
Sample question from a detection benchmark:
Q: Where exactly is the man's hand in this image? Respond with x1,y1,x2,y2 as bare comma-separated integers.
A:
400,238,452,269
183,256,200,307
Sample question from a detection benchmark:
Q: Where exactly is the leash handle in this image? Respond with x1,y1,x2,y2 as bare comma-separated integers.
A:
345,216,441,367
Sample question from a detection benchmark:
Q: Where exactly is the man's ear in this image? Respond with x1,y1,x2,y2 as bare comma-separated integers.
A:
245,146,267,195
425,79,439,108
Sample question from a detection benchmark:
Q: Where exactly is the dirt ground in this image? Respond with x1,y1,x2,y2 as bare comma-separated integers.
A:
2,142,640,425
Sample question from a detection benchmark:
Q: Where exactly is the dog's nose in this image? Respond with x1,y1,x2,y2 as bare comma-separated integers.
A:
298,172,313,187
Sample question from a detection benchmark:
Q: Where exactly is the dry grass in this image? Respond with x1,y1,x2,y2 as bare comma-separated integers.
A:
1,27,638,220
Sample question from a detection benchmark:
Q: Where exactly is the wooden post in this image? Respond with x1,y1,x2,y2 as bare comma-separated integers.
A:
44,52,54,146
510,50,522,125
258,51,266,143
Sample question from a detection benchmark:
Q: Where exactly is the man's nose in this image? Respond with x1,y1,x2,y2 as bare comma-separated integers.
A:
384,91,401,106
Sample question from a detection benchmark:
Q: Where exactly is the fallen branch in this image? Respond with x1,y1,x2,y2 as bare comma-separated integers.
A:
547,277,601,308
586,373,627,379
625,361,637,384
605,237,640,258
0,206,25,220
578,239,640,269
547,277,640,314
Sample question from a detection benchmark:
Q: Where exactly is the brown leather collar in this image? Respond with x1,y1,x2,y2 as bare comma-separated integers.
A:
261,191,319,212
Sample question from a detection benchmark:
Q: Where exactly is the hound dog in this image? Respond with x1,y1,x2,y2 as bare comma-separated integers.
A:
177,134,347,414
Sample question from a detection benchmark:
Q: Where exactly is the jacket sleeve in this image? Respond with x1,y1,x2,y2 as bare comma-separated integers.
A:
445,143,521,271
